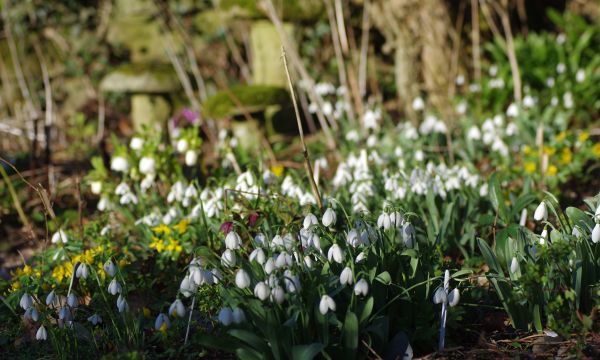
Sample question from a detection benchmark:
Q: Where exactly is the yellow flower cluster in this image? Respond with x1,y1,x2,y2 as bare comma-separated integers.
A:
149,220,189,255
150,237,183,254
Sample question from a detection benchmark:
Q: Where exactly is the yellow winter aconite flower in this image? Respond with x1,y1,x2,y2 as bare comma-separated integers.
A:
174,219,190,234
592,143,600,157
543,146,556,156
560,148,573,164
546,165,558,176
166,239,182,253
522,145,532,155
143,307,151,318
524,162,537,173
555,131,566,142
22,265,33,276
159,322,168,333
271,165,284,177
150,237,165,253
11,281,21,292
152,224,171,235
578,131,589,142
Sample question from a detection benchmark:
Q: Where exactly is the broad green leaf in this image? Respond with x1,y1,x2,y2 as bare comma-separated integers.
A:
292,343,324,360
375,271,391,285
359,297,374,324
478,238,502,274
343,311,359,358
228,329,270,354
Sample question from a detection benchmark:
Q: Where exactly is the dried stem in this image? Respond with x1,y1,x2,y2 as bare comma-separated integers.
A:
492,0,522,102
281,47,323,210
0,164,30,228
358,0,371,99
471,0,481,82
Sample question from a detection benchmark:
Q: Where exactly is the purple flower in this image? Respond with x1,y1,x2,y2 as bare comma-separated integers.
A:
181,109,199,125
220,221,234,235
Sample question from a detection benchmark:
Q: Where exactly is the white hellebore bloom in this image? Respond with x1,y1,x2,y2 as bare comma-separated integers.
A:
169,299,186,318
232,308,246,324
225,231,242,250
110,156,129,173
322,208,337,227
534,201,547,221
104,260,117,277
36,325,48,341
51,229,69,244
592,224,600,244
327,244,344,264
108,279,122,295
218,307,233,326
303,213,319,230
319,295,336,315
254,282,271,301
235,269,251,289
340,267,354,286
139,157,156,175
20,293,33,310
354,279,369,296
154,313,170,331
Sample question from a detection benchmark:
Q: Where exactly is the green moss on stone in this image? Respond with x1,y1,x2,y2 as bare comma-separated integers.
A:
220,0,323,21
202,85,290,118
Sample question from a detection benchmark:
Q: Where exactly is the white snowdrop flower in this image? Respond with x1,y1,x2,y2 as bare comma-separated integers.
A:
254,233,266,247
24,307,40,322
97,196,110,211
455,75,465,86
510,257,519,274
117,295,129,313
120,192,138,205
129,137,144,151
185,150,198,166
595,205,600,218
90,181,102,195
67,294,78,308
366,135,377,148
377,213,391,230
550,96,559,106
412,97,425,111
103,260,117,277
225,231,242,250
46,290,55,306
282,234,295,250
275,252,291,268
169,299,186,318
303,213,319,230
319,295,336,315
35,325,47,341
221,249,237,267
190,268,214,286
232,308,246,324
479,184,489,197
506,122,518,136
176,138,189,153
556,63,566,74
354,279,369,296
523,95,535,108
218,307,233,326
75,263,88,279
322,101,333,116
110,156,129,173
540,229,548,245
140,175,155,192
345,130,360,142
572,226,581,237
506,103,519,117
402,223,415,248
467,126,481,141
404,125,419,140
363,108,381,130
235,269,251,289
179,276,197,297
327,244,344,263
563,92,574,109
390,212,404,228
322,208,337,227
271,286,285,304
264,258,276,274
355,252,366,263
447,288,460,307
534,201,547,221
308,102,318,113
489,65,498,76
592,224,600,243
154,313,170,331
51,229,69,244
433,287,447,304
556,33,566,44
340,267,354,286
469,83,481,93
254,282,271,301
546,77,555,88
88,314,102,325
249,248,266,265
346,229,362,247
304,255,313,269
271,235,284,249
139,157,156,175
108,279,122,295
456,101,467,115
58,306,72,321
283,270,301,293
414,150,425,162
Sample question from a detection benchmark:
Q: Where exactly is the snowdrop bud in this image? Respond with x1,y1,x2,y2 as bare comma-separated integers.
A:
232,308,246,324
319,295,336,315
90,181,102,195
347,229,362,247
249,248,266,265
139,157,156,175
25,307,40,322
179,276,196,297
327,244,344,264
130,137,144,151
169,299,186,318
108,279,122,295
75,263,88,279
433,287,447,304
377,213,391,230
218,308,233,326
51,229,69,244
354,279,369,296
540,229,548,245
154,313,170,331
185,150,198,166
402,223,415,248
303,255,313,269
254,233,266,247
117,295,129,313
303,213,319,229
46,290,55,306
103,260,117,277
592,224,600,244
20,293,33,310
254,282,271,301
339,267,354,286
211,268,222,284
510,257,519,274
447,288,460,307
221,249,237,267
110,156,129,173
235,269,251,289
264,258,276,274
275,252,289,268
355,252,366,263
534,202,547,221
176,138,189,153
88,314,102,325
322,208,337,227
67,294,78,308
35,325,47,341
271,286,285,304
225,231,242,250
